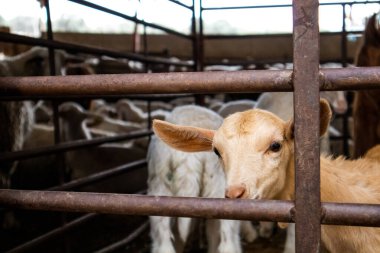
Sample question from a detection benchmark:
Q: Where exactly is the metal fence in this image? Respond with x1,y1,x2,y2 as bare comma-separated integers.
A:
1,0,380,253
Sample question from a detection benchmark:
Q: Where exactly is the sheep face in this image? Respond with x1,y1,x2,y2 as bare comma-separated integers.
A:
213,109,294,200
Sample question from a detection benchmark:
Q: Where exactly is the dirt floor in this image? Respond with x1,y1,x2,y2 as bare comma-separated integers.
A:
243,228,286,253
124,221,287,253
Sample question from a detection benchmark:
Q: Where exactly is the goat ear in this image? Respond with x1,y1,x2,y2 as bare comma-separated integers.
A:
152,119,214,152
319,98,332,136
285,120,294,140
285,99,332,140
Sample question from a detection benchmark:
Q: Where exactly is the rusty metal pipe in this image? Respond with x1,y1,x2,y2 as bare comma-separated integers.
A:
204,31,363,40
321,67,380,90
1,68,380,99
202,1,380,11
1,70,291,99
1,190,380,227
292,0,321,252
203,3,292,10
0,190,293,222
322,202,380,226
47,159,147,191
0,131,152,163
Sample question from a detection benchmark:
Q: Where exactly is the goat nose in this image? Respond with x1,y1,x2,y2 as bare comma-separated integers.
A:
225,185,246,199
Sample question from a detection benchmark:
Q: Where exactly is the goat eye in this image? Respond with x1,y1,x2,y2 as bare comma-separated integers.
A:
269,142,282,152
213,148,221,158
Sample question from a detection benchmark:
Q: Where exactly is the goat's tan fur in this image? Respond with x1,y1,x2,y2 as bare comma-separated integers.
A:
153,99,380,253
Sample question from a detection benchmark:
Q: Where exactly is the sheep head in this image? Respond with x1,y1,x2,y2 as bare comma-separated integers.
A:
153,99,332,200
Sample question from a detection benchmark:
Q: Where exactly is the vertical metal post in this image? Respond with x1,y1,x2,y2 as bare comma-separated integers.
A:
45,1,70,252
45,0,62,162
198,0,204,71
45,0,56,75
195,0,205,105
132,0,141,54
45,0,66,185
191,0,199,71
341,4,350,157
292,0,321,252
342,108,350,157
341,4,348,68
143,25,150,73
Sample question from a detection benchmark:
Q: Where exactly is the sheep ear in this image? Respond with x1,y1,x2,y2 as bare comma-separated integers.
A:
153,119,214,152
285,99,332,140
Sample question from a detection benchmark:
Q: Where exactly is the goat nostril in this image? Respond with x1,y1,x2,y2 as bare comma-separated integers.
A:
225,185,246,199
236,186,245,198
225,189,230,198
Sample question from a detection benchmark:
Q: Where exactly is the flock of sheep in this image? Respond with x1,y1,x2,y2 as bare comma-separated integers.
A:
0,43,378,253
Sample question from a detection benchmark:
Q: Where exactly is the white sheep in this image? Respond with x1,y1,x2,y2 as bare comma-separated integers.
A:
59,102,146,188
152,99,380,253
0,101,34,189
116,99,170,124
147,105,257,253
255,91,347,156
131,100,173,113
89,99,117,118
217,99,257,118
85,110,143,134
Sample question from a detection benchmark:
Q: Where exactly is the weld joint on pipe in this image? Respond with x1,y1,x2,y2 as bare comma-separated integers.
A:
290,206,296,222
320,206,327,222
289,71,295,90
319,71,330,90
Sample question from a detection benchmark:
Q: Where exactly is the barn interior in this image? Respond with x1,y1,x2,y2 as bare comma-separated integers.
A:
1,0,380,252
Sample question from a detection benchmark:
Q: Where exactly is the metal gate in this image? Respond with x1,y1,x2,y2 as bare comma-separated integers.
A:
1,0,380,252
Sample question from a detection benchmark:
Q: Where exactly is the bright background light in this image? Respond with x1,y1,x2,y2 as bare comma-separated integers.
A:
2,0,380,36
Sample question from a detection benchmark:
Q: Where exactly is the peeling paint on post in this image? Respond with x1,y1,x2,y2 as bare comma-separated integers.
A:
293,0,321,252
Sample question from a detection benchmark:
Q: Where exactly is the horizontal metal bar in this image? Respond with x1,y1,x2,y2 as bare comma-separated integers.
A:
0,69,292,98
204,57,355,67
202,3,292,11
320,67,380,90
47,159,147,191
204,31,363,40
320,0,380,6
0,32,193,67
68,0,192,39
93,221,149,253
6,213,97,253
0,131,152,163
202,1,380,11
0,190,293,222
167,0,192,10
0,68,380,99
322,202,380,226
1,190,380,227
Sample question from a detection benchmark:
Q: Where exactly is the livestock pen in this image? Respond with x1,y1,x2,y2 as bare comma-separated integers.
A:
1,0,380,253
